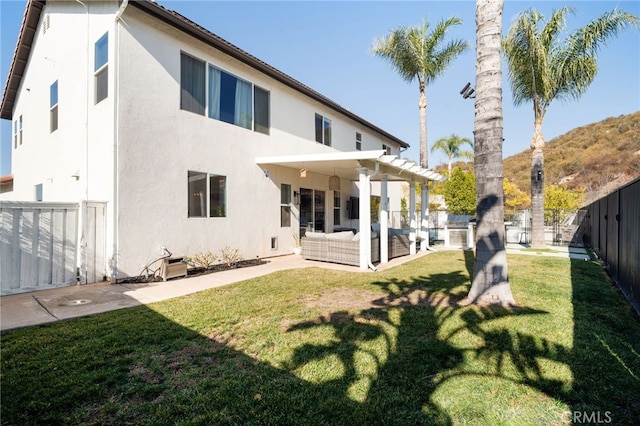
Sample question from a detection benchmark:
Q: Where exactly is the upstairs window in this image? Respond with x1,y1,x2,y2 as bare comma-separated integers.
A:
356,132,362,151
208,65,252,129
50,80,58,132
315,113,331,146
94,32,108,104
13,120,17,149
180,53,206,115
382,144,391,155
208,65,271,134
19,115,22,146
254,86,270,135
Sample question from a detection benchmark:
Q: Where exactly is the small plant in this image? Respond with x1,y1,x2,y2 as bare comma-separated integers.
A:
219,246,243,269
292,231,301,247
185,251,217,269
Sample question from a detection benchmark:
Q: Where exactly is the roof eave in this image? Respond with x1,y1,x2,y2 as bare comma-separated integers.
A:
129,1,409,149
0,0,45,120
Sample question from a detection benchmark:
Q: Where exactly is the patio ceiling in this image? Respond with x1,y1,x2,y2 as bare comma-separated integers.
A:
256,150,445,184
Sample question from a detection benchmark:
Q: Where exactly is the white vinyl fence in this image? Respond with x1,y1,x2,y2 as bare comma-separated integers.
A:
1,202,78,295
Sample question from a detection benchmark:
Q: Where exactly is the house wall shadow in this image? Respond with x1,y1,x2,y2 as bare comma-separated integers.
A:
4,253,639,424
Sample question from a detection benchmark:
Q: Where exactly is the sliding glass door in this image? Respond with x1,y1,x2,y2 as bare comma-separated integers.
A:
300,188,325,236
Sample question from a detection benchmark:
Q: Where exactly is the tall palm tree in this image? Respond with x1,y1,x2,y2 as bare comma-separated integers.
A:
431,134,474,176
373,18,468,169
503,7,638,247
468,0,515,306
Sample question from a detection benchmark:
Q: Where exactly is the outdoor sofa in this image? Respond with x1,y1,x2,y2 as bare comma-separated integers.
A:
301,229,410,266
301,231,379,266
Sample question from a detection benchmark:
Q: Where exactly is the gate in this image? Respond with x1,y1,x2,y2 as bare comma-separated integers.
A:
82,201,107,284
0,202,78,295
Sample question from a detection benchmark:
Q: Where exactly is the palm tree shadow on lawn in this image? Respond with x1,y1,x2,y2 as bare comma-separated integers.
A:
283,265,580,423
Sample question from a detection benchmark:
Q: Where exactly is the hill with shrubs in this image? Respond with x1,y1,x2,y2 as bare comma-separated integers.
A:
439,111,640,205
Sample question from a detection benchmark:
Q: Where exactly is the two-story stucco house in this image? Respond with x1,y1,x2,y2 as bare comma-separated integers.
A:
1,0,443,286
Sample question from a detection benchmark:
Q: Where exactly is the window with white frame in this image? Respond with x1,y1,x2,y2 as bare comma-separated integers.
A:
13,120,17,149
19,115,22,146
333,191,341,225
280,183,291,227
180,53,271,134
355,132,362,151
382,144,391,155
187,171,227,218
50,80,58,132
94,32,108,104
315,113,331,146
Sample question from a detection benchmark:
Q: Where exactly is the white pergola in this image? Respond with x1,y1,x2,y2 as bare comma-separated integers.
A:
256,150,445,270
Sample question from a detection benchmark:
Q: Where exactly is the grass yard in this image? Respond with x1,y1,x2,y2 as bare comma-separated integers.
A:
1,251,639,425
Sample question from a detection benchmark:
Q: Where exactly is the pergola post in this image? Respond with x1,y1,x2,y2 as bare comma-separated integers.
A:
380,174,389,263
409,181,417,255
358,167,371,270
420,183,429,251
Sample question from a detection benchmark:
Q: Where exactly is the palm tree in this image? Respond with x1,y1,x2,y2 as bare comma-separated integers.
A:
431,134,474,176
468,0,515,306
503,7,638,247
372,18,468,169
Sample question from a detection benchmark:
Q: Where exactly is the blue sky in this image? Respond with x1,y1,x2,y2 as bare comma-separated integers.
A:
1,0,639,176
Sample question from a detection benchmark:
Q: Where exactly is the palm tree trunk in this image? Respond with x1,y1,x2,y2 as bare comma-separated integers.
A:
530,117,545,247
468,0,515,306
419,83,428,169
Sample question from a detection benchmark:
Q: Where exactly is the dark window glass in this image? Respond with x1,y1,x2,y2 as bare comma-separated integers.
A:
281,206,291,227
188,171,207,217
180,53,205,115
210,175,226,217
254,86,270,134
96,68,108,104
315,114,323,143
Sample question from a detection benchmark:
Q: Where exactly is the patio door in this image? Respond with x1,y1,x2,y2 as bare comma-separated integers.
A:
300,188,325,235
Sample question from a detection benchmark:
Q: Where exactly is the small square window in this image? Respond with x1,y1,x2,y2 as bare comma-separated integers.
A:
35,183,43,201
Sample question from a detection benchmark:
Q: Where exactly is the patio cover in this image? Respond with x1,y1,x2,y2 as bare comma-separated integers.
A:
256,151,445,270
256,150,444,184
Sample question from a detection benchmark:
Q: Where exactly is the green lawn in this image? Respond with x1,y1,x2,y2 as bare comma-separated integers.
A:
2,251,639,425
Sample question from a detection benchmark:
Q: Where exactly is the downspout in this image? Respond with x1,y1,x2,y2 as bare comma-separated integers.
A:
75,0,88,284
111,0,129,281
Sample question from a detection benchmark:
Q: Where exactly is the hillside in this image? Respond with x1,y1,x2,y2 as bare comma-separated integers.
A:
502,111,640,203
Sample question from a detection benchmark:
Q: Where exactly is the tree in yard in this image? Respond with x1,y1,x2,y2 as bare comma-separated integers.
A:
503,177,530,216
372,18,468,169
443,167,476,215
503,6,638,247
468,0,516,306
431,134,474,176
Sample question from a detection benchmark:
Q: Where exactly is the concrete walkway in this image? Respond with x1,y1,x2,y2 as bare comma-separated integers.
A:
0,251,430,332
0,245,589,332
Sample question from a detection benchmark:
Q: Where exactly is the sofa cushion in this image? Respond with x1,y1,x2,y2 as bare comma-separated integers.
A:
305,232,326,239
326,231,355,241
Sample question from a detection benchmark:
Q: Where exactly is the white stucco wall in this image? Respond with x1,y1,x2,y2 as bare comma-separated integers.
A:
3,1,118,203
2,2,412,280
110,6,409,277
